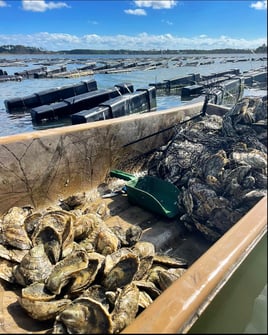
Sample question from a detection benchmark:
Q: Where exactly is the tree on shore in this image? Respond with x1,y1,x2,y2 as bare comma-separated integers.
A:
0,44,267,55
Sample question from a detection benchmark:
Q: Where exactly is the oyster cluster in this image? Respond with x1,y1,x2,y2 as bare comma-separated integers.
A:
147,96,267,242
0,197,188,334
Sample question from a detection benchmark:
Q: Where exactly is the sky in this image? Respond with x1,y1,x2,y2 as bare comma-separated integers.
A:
0,0,267,51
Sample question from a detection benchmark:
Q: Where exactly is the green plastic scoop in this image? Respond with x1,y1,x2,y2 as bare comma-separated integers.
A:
110,169,180,218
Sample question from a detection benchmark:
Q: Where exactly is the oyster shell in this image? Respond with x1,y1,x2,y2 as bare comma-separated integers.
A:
21,282,56,301
95,227,120,256
45,248,88,295
157,268,186,291
54,296,113,334
1,206,32,250
32,210,76,262
133,280,161,300
67,252,105,296
132,241,155,280
110,224,143,247
0,258,16,283
19,295,71,321
59,192,87,211
13,243,54,286
153,253,188,269
111,283,140,334
102,248,140,291
138,290,153,310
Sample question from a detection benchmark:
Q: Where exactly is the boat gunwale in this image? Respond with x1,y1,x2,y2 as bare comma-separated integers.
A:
0,101,208,143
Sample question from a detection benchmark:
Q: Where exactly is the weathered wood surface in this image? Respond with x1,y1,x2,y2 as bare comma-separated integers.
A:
0,102,204,215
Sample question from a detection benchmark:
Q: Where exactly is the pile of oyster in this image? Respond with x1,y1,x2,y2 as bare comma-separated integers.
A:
147,95,267,242
0,199,187,334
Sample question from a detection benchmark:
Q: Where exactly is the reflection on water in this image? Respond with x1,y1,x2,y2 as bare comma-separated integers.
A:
244,283,267,334
188,234,267,334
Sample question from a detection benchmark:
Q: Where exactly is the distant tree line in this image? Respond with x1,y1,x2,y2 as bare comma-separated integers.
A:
0,44,267,55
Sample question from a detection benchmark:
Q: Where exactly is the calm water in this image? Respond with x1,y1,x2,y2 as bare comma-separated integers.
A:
0,53,267,333
0,53,267,137
189,234,267,334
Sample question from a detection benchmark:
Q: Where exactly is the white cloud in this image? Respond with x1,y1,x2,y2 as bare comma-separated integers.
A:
22,0,70,12
0,32,266,51
88,20,99,25
134,0,177,9
0,0,9,7
250,1,267,10
161,19,173,25
124,8,147,15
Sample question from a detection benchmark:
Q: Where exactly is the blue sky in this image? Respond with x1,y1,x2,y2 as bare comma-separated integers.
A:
0,0,267,51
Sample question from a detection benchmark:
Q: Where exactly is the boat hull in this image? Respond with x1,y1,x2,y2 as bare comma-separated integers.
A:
0,101,266,333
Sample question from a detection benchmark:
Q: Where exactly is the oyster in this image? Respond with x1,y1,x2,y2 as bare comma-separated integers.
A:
153,253,188,269
72,213,101,241
32,210,76,263
45,248,88,295
19,295,71,321
59,192,87,211
111,283,140,334
133,279,161,300
110,224,143,247
24,212,43,236
138,290,153,310
13,243,54,286
230,149,267,171
82,199,110,219
54,296,113,334
132,241,155,280
0,244,28,263
67,252,105,296
0,258,16,283
95,227,120,256
157,268,186,291
102,248,140,291
1,206,32,250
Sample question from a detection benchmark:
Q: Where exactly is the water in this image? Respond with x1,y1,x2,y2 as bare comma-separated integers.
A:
0,53,267,137
188,234,267,334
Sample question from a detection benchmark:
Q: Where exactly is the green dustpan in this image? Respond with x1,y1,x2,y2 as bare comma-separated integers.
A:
110,169,180,218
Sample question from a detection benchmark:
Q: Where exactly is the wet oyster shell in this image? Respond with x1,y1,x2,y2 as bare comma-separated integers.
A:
157,268,186,291
21,282,56,301
138,290,153,310
132,241,155,280
111,283,140,334
67,252,105,296
19,296,71,321
45,248,88,295
32,210,75,262
153,253,188,268
0,258,16,283
0,244,28,263
1,206,32,250
95,227,120,255
133,280,161,300
54,296,113,334
13,244,53,286
102,248,140,291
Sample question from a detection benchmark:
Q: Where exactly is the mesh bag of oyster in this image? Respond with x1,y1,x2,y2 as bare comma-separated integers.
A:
147,95,267,242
